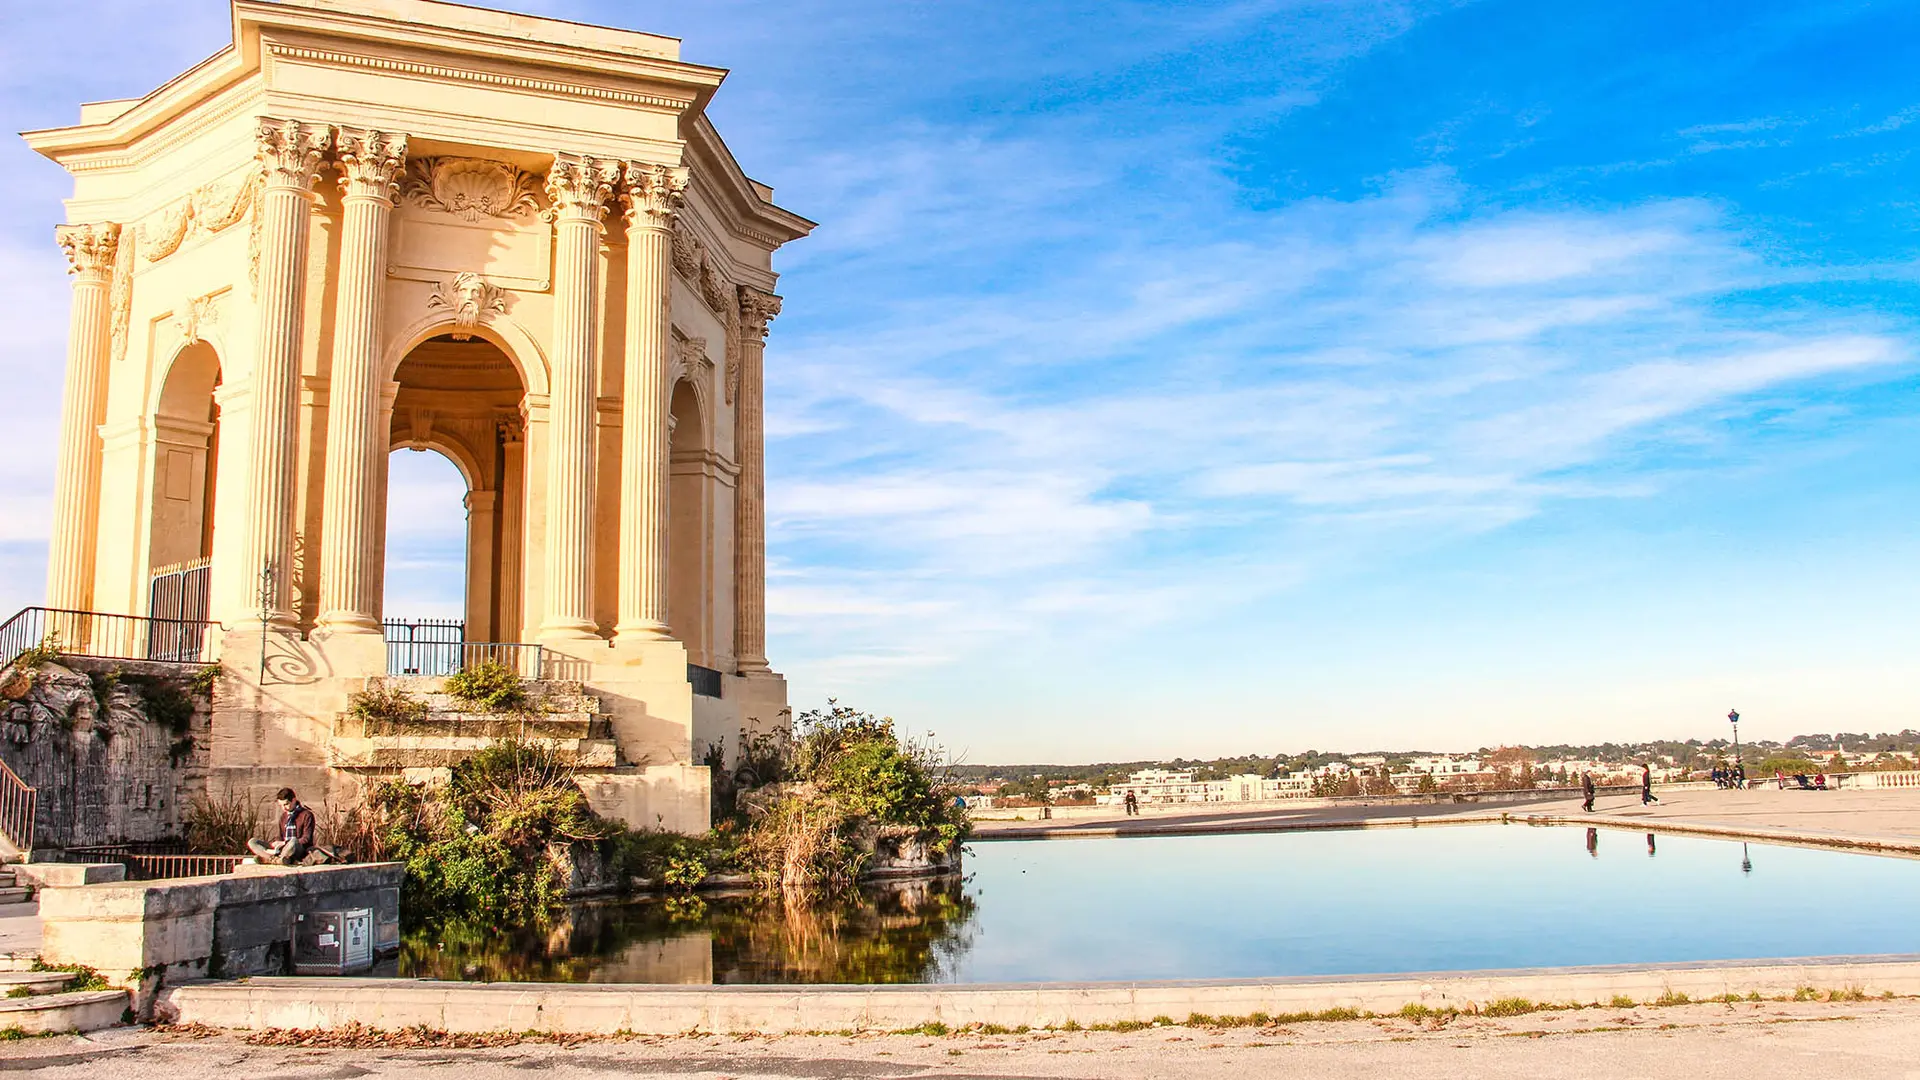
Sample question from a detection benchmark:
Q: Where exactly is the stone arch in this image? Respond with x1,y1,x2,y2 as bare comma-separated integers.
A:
667,377,712,662
147,338,222,570
383,308,549,398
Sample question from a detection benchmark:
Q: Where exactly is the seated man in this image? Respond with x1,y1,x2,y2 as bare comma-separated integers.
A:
247,787,316,865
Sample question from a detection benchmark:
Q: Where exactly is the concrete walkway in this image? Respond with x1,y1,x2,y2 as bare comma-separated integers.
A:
10,996,1920,1078
974,785,1920,850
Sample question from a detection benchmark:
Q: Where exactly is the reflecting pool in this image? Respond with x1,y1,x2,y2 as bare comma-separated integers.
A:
399,825,1920,984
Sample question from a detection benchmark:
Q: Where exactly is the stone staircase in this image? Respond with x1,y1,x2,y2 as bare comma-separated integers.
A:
0,867,29,908
330,676,618,770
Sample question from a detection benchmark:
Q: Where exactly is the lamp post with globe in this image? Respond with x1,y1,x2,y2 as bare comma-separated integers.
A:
1728,709,1741,787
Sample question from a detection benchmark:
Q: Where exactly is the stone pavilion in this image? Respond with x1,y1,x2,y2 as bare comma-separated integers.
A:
20,0,813,832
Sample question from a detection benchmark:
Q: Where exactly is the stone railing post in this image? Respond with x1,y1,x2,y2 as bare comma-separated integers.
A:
540,153,620,641
316,128,406,635
46,222,121,613
614,162,686,642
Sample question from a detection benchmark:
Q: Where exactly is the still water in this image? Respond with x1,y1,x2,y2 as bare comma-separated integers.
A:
400,825,1920,984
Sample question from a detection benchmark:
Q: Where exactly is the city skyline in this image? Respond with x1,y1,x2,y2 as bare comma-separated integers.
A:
2,0,1917,760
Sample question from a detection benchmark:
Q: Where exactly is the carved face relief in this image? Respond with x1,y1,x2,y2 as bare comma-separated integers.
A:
427,272,508,340
402,158,544,222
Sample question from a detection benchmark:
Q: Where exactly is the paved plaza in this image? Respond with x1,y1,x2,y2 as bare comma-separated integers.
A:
4,996,1915,1078
973,785,1920,849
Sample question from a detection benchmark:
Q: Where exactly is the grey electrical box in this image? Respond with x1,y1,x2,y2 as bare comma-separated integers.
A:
292,908,374,975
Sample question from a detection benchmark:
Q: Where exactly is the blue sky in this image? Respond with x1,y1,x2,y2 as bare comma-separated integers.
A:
4,1,1919,760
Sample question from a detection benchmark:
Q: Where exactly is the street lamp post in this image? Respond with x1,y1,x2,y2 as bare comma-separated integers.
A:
1728,709,1741,786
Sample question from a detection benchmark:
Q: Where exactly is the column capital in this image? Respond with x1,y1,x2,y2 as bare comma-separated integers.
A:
620,162,688,230
545,153,621,223
256,117,334,190
336,128,409,202
54,222,121,278
738,286,782,339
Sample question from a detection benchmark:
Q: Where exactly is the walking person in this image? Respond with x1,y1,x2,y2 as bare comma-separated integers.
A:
1640,763,1659,806
247,787,315,866
1581,770,1595,813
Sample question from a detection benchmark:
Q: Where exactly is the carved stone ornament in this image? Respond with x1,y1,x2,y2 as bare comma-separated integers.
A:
401,156,540,221
109,232,135,364
669,216,741,318
173,292,223,344
254,117,333,190
669,334,710,387
738,286,782,340
338,129,410,202
544,153,622,222
671,217,702,279
620,162,688,228
54,222,120,276
142,172,262,263
724,321,740,406
427,273,507,340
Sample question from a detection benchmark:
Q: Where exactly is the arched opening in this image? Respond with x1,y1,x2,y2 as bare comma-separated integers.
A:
667,378,711,664
147,341,220,650
382,335,527,667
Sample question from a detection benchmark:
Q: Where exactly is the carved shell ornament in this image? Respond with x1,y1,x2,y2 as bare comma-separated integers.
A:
402,158,544,221
427,273,508,340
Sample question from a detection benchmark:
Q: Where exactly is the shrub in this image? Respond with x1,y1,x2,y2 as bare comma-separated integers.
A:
11,633,62,672
117,672,198,736
184,789,262,854
443,661,526,712
348,684,429,731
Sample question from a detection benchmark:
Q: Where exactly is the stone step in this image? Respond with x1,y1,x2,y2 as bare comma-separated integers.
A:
330,736,619,769
0,971,71,994
0,953,39,973
0,989,129,1035
354,715,610,740
0,869,14,887
0,886,31,905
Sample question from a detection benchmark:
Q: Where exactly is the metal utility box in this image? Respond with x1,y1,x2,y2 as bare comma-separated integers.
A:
292,908,374,975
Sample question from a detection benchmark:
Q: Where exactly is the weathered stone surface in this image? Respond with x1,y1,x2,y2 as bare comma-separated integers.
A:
0,657,210,850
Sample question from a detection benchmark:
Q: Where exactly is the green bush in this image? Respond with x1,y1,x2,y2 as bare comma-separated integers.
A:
443,660,526,712
348,684,429,731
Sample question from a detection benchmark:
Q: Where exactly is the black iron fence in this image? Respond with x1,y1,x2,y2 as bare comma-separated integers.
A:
382,619,544,679
0,607,223,670
688,663,723,698
59,843,242,880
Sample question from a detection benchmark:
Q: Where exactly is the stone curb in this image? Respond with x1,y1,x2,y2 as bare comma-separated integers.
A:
0,989,130,1034
157,957,1920,1035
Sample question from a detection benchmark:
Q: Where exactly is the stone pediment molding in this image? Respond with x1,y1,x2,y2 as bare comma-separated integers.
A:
401,157,543,222
263,43,696,113
426,273,510,341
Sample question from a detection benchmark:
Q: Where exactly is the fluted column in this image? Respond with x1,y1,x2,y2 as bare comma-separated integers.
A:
242,118,332,632
734,287,781,674
46,223,121,612
540,153,620,640
317,128,406,635
614,162,687,642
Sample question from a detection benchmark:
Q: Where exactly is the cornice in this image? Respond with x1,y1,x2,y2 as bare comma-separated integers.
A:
264,43,698,112
685,117,815,250
50,84,265,176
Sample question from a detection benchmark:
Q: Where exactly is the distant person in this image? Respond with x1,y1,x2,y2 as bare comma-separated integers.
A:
248,787,314,865
1735,764,1746,789
1123,790,1138,816
1585,827,1599,859
1581,771,1596,813
1640,763,1659,806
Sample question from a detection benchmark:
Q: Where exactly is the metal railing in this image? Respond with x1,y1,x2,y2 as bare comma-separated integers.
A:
0,758,36,857
688,663,723,698
60,843,242,879
0,607,223,670
383,619,544,679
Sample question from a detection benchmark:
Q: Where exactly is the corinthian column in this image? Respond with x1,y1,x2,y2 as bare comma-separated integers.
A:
243,117,332,631
734,287,781,674
614,162,687,642
317,128,407,635
45,223,121,613
540,153,620,641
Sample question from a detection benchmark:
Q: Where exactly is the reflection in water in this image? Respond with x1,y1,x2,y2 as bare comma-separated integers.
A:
1646,833,1656,858
1586,828,1598,859
1742,843,1753,875
400,877,976,985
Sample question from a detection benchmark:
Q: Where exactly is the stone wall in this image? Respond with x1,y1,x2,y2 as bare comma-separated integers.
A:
0,656,212,850
39,861,404,1018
